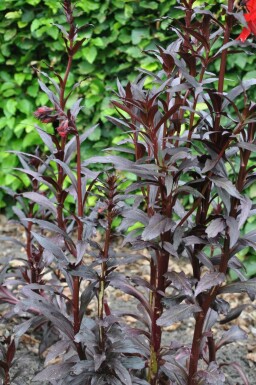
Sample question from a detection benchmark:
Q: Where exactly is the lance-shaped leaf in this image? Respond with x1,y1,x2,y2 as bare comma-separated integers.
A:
35,125,55,153
210,176,241,199
194,272,225,297
69,265,98,281
195,250,214,270
82,155,133,169
165,174,173,197
38,79,59,106
31,231,68,263
206,218,225,238
196,362,225,384
109,276,152,317
154,103,182,132
238,196,252,229
122,208,149,226
226,217,240,248
14,315,45,338
113,359,132,385
33,363,74,382
18,288,74,339
203,309,218,332
111,339,145,356
222,79,256,110
51,158,78,191
23,218,75,247
239,229,256,251
106,115,132,130
213,297,230,315
16,169,57,192
76,240,87,265
45,340,72,365
219,304,248,324
141,213,173,241
163,242,179,258
23,192,57,215
216,325,247,350
70,98,84,118
165,271,193,296
39,70,61,94
161,356,188,385
64,125,98,164
175,185,204,199
218,278,256,300
157,304,201,327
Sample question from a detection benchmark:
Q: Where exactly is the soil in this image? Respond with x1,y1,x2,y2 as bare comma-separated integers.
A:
0,216,256,384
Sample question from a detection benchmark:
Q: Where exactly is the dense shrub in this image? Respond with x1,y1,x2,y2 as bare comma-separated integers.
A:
0,0,181,205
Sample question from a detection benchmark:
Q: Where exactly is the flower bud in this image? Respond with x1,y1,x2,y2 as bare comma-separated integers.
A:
34,106,57,123
57,119,69,137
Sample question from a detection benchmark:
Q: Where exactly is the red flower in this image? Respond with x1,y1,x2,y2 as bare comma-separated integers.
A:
57,119,69,137
237,0,256,42
34,106,57,123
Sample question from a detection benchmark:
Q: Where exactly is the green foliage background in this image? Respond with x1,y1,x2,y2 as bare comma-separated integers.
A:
0,0,177,207
0,0,255,211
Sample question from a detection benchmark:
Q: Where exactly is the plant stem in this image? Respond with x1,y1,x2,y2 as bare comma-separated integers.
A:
188,234,231,383
72,132,84,357
188,311,205,385
76,133,83,240
60,54,73,109
56,42,73,229
215,0,234,131
4,369,10,385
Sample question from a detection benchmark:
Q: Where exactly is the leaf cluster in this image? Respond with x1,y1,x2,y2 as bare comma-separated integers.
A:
1,2,256,385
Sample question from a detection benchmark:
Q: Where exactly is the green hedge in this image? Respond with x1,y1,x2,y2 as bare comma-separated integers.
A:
0,0,180,207
0,0,255,210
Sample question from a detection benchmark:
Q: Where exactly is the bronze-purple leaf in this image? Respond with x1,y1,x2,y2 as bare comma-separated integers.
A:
141,213,173,241
157,304,201,327
194,272,225,297
216,325,247,350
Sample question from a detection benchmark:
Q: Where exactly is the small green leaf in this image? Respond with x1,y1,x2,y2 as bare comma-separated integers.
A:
76,1,100,12
14,73,26,86
27,83,39,97
31,19,41,33
140,0,158,9
26,0,41,5
124,5,133,19
131,28,150,45
4,99,17,116
125,46,143,58
5,174,17,185
4,29,17,41
83,46,97,64
17,99,33,115
22,10,35,23
92,37,104,48
5,10,22,19
17,21,28,28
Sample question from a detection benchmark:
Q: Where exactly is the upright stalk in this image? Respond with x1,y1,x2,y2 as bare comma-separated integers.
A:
148,183,171,384
72,130,84,359
97,176,116,347
215,0,234,132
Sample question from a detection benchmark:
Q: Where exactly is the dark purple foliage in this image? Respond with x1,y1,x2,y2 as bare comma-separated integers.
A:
0,1,255,385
